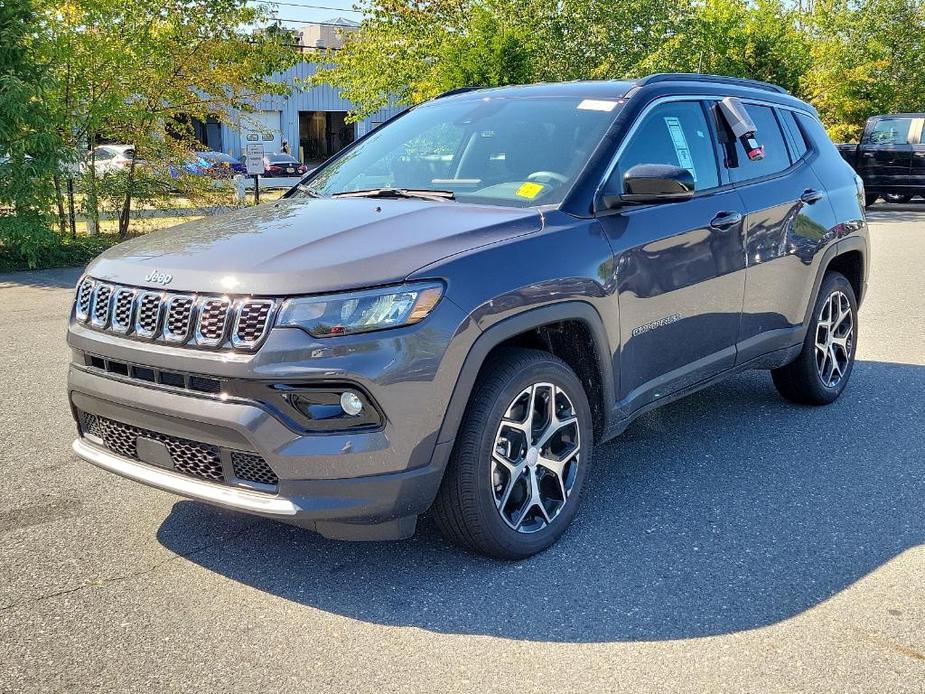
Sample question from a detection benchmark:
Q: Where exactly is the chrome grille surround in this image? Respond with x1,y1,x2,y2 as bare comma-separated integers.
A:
232,299,276,350
162,294,196,343
110,288,137,334
90,284,114,328
134,292,164,339
75,278,95,321
73,279,276,351
196,298,232,346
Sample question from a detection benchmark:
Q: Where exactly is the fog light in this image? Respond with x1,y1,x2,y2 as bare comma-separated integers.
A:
340,390,364,416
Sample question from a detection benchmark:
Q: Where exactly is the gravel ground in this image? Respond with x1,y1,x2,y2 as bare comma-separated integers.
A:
1,205,923,693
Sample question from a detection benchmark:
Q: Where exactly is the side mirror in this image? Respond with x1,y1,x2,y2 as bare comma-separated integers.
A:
601,164,695,209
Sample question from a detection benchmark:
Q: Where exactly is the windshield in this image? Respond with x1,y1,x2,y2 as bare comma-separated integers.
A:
299,95,621,207
269,154,299,164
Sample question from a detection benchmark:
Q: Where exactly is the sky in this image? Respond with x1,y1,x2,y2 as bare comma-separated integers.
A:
249,0,365,29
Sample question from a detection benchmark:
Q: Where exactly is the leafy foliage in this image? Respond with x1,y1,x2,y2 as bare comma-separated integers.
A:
803,0,925,141
317,0,925,140
0,0,62,265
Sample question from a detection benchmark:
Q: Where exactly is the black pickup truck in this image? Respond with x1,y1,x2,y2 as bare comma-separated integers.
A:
837,113,925,204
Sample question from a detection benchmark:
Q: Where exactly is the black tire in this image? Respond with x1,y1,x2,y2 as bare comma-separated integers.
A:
432,348,593,560
864,193,879,207
772,272,858,405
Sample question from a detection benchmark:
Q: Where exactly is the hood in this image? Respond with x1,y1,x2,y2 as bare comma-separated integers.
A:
86,197,542,295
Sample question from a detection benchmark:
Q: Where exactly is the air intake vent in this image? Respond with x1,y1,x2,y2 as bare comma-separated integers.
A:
231,451,279,486
79,411,277,490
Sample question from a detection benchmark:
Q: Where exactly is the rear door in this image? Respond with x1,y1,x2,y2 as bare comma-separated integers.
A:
857,116,918,190
723,103,838,361
596,99,747,410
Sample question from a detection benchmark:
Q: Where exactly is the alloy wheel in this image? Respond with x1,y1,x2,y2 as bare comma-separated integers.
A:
815,290,854,388
491,382,581,533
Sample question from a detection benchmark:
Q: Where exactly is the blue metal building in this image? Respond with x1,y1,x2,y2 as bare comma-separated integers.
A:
202,61,403,165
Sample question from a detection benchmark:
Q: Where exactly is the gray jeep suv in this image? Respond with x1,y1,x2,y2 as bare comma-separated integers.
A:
68,74,869,558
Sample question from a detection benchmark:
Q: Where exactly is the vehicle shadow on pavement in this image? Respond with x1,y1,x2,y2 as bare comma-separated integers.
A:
157,359,925,643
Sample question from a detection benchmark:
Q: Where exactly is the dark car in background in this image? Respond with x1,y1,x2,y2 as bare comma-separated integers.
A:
837,113,925,204
262,153,309,177
68,74,868,559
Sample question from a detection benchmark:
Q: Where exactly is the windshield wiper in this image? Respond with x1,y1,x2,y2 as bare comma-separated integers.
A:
332,187,456,202
295,184,325,198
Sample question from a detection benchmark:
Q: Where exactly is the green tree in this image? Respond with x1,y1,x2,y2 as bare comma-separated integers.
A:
311,0,552,121
0,0,62,266
641,0,811,95
804,0,925,141
46,0,299,238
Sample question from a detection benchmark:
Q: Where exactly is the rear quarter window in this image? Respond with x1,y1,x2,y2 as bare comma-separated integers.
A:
778,110,809,160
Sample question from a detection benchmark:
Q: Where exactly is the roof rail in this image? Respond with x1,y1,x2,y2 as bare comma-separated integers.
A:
637,73,788,95
433,87,482,100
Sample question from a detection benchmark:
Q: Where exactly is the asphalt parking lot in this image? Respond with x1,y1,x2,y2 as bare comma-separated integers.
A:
1,205,923,693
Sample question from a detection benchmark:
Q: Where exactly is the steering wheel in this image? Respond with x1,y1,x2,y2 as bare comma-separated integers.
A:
526,171,568,184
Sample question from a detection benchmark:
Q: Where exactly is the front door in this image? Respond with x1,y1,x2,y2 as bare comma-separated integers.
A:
596,99,747,412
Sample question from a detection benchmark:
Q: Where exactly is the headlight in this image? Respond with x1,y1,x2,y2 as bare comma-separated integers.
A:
277,282,443,337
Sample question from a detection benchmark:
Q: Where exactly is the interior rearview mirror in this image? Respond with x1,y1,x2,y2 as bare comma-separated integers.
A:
602,164,695,208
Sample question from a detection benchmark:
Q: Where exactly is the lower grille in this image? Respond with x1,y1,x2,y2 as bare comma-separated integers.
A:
231,451,279,486
79,412,277,489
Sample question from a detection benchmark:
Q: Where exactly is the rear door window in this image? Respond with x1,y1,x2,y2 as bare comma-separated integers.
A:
729,105,792,183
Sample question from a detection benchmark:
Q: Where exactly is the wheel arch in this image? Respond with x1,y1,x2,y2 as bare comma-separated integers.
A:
435,302,616,449
802,237,867,332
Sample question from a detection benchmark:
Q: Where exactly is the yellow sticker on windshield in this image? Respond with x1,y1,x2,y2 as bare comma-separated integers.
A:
516,182,544,199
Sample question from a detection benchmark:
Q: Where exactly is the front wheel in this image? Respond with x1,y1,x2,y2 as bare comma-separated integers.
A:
772,272,858,405
432,348,593,559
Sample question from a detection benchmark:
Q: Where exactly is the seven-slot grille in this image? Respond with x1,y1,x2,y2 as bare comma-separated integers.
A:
74,277,275,351
80,411,278,489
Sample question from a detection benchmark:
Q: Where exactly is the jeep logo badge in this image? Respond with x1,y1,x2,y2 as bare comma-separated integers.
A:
145,270,173,286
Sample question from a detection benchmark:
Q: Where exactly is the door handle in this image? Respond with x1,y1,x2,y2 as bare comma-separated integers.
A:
800,188,825,205
709,211,743,230
862,152,875,157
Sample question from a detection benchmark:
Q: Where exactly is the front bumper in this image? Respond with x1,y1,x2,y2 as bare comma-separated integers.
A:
66,296,474,539
72,436,447,540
